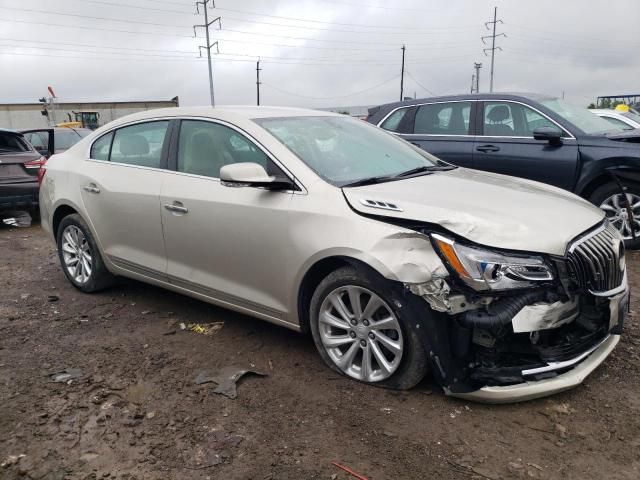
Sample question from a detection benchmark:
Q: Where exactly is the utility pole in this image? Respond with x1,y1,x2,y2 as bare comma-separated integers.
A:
474,62,482,93
482,7,505,93
400,45,405,101
470,74,475,94
194,0,221,106
256,59,261,106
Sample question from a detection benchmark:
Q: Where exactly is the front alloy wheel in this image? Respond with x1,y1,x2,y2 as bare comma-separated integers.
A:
318,286,404,382
309,266,428,390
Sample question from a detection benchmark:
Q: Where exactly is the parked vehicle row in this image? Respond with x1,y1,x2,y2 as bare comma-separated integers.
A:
39,106,628,403
367,93,640,248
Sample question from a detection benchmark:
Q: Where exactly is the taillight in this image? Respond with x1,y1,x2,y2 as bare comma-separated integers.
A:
37,164,47,186
24,156,48,186
24,156,47,169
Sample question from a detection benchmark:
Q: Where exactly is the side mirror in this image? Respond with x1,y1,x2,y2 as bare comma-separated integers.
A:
220,162,293,190
533,126,563,145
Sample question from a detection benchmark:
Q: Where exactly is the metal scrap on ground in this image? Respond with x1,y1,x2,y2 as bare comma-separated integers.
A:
49,368,83,383
195,367,266,399
1,211,32,228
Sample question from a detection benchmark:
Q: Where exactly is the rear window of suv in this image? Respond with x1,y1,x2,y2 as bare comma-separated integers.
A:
0,132,31,153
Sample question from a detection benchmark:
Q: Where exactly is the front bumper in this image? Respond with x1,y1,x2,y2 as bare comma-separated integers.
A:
447,333,619,403
433,271,629,404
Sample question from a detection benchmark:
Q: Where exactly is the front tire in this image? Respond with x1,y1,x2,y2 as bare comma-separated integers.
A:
589,181,640,249
56,214,115,292
309,266,428,390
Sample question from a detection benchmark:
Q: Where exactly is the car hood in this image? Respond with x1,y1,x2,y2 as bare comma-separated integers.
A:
342,168,605,256
605,128,640,143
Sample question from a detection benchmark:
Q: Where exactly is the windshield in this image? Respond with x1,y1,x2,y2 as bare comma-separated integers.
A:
56,129,90,150
622,111,640,125
0,132,31,153
540,98,618,135
255,116,443,186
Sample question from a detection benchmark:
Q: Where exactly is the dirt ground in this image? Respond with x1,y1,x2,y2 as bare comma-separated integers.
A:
1,223,640,480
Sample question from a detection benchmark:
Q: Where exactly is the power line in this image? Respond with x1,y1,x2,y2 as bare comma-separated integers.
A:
0,6,191,29
262,75,399,101
405,71,437,96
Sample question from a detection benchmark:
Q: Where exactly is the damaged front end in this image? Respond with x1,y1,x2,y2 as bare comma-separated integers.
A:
408,222,628,403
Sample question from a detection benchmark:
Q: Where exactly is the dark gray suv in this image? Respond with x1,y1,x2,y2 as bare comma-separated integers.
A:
368,93,640,248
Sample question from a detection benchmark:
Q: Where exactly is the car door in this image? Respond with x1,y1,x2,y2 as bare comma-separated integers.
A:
472,101,579,191
21,129,54,157
382,101,476,167
159,118,295,322
79,120,173,278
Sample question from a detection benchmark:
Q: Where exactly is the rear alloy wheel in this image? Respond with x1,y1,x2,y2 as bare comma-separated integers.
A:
56,214,115,292
310,266,428,390
61,225,93,284
599,192,640,240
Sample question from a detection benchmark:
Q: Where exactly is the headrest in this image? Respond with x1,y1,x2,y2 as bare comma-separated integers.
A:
487,105,510,123
120,134,149,155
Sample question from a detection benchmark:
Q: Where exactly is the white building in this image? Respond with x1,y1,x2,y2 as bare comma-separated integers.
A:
0,96,179,129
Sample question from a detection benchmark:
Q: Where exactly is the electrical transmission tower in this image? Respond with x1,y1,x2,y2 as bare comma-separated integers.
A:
194,0,221,106
482,7,505,93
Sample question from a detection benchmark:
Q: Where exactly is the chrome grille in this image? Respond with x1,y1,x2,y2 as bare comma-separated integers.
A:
566,223,625,293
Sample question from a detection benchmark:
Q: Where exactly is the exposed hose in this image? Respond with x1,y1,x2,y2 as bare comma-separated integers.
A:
458,291,549,330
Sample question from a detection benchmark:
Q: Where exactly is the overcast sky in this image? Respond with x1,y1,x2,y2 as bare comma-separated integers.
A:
0,0,638,108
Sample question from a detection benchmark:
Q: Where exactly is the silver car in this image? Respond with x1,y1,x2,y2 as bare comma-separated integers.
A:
39,106,629,403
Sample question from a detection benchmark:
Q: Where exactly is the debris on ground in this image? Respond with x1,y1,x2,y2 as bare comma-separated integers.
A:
331,462,369,480
1,210,32,228
48,295,59,302
1,454,25,468
186,322,224,336
49,368,83,383
195,366,266,399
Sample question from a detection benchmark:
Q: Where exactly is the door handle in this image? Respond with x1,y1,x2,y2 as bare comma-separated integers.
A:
164,202,188,214
476,145,500,153
83,184,100,194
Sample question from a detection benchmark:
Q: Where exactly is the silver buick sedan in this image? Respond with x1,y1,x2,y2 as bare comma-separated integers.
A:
39,106,629,403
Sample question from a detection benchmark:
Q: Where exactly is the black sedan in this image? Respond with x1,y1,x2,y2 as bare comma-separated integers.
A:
368,93,640,247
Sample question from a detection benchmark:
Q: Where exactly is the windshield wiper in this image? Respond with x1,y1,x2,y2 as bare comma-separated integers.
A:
394,164,456,178
341,175,397,188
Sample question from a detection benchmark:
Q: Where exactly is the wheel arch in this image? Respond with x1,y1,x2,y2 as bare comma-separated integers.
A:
296,255,390,335
52,204,80,238
578,166,640,200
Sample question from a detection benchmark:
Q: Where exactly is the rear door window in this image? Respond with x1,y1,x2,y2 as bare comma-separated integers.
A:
414,102,471,135
109,121,169,168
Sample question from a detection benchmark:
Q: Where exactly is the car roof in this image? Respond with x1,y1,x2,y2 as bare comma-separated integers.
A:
591,109,622,115
374,92,558,111
118,105,339,122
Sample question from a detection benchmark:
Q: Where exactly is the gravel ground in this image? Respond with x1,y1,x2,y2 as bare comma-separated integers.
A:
1,223,639,480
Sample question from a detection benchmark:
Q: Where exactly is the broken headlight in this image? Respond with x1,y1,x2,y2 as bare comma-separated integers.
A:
432,234,554,291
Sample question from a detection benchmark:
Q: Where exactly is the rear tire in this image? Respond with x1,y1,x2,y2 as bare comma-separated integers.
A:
56,214,115,292
589,181,640,249
309,266,428,390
